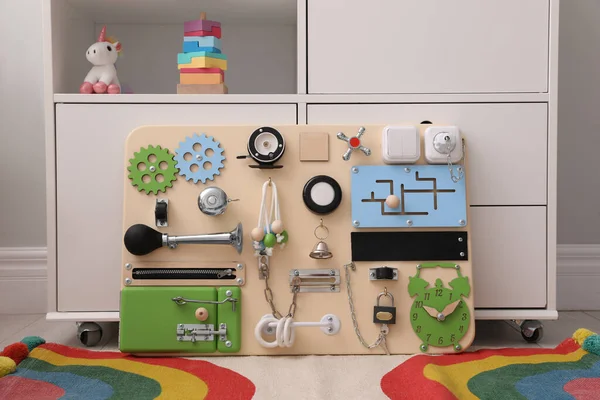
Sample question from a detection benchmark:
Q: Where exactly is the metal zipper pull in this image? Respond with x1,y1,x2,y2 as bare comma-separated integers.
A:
217,268,233,278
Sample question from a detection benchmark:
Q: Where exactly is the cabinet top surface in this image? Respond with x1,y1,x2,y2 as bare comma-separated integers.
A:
62,0,297,24
53,93,551,104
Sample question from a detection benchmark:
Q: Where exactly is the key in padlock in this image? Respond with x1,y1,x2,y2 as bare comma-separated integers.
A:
373,289,396,324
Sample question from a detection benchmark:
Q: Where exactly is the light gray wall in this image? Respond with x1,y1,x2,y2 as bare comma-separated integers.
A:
0,0,46,247
557,0,600,244
0,0,595,248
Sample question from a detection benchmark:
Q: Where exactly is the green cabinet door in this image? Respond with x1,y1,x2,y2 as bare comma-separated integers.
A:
119,287,218,353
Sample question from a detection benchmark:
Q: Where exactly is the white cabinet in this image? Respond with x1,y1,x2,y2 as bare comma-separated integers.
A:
42,0,558,330
470,207,547,308
308,0,550,94
307,103,548,206
307,103,549,309
55,104,297,312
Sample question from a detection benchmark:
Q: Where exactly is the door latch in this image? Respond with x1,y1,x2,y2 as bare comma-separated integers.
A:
176,323,228,342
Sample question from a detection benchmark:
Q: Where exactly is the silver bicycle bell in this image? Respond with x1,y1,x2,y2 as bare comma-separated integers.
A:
198,186,239,216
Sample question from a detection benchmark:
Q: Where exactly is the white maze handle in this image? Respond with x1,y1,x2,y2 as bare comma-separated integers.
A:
254,314,342,348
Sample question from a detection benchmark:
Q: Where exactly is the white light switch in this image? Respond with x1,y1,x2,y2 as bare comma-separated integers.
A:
382,126,420,164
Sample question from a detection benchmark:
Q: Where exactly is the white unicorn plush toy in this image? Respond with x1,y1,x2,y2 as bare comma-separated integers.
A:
80,26,122,94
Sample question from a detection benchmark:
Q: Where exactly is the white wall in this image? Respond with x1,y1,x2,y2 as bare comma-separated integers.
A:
0,0,46,247
1,0,599,311
0,0,47,314
557,0,600,244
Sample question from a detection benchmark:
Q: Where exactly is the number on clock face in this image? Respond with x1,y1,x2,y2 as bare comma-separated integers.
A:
408,266,472,353
409,290,471,351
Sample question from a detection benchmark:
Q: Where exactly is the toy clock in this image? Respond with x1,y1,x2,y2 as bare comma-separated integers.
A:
408,262,471,352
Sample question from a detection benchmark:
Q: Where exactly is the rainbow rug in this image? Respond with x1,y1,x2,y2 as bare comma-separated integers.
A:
381,328,600,400
0,338,255,399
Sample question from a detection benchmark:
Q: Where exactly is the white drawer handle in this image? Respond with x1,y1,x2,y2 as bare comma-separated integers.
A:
254,314,341,348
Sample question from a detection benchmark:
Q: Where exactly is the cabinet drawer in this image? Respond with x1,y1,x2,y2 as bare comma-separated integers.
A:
471,207,547,308
307,103,548,206
308,0,549,94
55,104,297,312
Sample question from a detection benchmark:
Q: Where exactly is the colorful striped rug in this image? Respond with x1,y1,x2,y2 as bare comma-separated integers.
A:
0,338,255,399
381,328,600,400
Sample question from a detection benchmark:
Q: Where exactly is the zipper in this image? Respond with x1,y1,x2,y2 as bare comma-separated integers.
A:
132,268,235,280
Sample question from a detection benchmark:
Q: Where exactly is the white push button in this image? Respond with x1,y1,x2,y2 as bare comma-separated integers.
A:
382,126,420,164
311,182,336,206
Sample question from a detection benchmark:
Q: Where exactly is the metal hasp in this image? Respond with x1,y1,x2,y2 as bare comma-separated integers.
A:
289,269,340,293
176,323,228,342
155,199,168,227
369,266,398,281
172,295,238,312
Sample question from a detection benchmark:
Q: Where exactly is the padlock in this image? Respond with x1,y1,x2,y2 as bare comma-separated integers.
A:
373,290,396,324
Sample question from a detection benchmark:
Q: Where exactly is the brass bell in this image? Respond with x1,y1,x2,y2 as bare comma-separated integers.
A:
310,240,332,259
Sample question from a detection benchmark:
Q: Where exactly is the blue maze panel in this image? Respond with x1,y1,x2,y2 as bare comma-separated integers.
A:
351,165,467,228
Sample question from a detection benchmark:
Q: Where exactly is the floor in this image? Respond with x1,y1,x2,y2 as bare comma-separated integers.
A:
2,311,600,399
1,311,600,351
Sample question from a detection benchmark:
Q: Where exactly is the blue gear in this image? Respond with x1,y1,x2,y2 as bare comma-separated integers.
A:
174,133,225,183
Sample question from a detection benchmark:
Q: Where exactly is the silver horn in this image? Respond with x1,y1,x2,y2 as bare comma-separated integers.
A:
164,223,243,254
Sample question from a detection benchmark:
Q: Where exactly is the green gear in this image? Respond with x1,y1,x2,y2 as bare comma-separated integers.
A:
127,145,178,195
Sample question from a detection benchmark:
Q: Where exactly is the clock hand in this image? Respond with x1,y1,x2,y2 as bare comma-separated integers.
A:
441,300,462,317
423,300,462,322
423,305,439,318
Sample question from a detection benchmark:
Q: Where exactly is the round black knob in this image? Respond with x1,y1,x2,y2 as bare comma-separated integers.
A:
124,224,163,256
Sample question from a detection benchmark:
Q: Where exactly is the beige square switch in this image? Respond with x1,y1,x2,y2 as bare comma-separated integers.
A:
300,132,329,161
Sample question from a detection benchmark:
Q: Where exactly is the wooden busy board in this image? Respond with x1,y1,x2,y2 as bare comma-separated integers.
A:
119,124,474,355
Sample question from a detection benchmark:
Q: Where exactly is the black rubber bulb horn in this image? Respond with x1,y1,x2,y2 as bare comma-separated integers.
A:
124,224,164,256
123,223,244,256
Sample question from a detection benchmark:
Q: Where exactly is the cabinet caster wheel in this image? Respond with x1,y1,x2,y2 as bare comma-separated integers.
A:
520,320,543,343
76,322,103,347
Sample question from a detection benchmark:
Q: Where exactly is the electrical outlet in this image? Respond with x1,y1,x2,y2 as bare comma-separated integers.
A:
424,126,462,164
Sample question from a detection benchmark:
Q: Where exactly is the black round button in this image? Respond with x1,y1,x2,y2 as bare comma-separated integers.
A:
303,175,342,215
247,127,285,164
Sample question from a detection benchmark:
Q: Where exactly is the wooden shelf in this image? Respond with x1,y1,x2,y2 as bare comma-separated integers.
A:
54,93,550,104
65,0,297,24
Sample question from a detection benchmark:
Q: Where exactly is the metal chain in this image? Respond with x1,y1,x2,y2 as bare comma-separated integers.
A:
344,262,390,355
261,256,300,319
446,137,466,183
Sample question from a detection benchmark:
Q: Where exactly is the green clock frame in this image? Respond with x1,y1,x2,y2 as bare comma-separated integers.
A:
408,262,471,352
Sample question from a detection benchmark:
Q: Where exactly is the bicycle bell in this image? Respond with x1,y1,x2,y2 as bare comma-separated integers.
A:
198,186,239,216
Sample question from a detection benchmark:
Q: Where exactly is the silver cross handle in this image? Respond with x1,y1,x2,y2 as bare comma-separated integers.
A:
337,127,371,161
